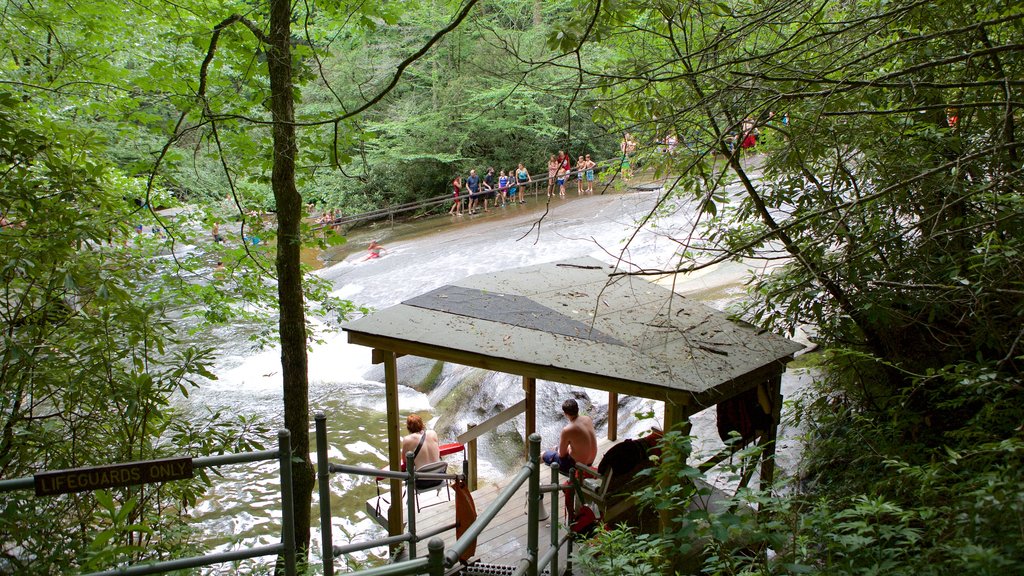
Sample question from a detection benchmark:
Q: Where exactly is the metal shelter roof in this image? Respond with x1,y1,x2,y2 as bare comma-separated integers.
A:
342,257,803,411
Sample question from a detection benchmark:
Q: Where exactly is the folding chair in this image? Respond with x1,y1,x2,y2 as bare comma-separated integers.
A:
413,460,452,513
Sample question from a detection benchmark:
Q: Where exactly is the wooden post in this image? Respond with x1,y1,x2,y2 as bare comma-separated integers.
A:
379,349,403,542
466,423,478,491
759,372,784,494
524,376,536,457
660,396,691,532
608,392,618,441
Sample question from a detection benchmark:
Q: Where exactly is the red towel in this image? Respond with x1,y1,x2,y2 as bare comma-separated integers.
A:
453,478,477,562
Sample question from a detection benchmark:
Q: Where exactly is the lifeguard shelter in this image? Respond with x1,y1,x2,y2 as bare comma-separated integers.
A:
342,256,803,543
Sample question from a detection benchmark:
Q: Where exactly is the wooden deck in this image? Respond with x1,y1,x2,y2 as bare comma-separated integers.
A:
367,475,577,570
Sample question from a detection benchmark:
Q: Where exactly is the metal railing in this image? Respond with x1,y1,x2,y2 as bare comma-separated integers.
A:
317,414,575,576
313,160,619,231
443,434,570,576
316,413,462,576
0,430,298,576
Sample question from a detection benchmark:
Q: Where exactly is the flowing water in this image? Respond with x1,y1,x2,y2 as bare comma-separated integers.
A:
181,185,812,571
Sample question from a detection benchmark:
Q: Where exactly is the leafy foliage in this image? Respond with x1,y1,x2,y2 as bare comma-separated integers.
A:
552,0,1024,573
0,94,275,573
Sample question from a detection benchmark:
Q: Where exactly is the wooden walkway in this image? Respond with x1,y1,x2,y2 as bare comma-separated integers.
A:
365,438,621,571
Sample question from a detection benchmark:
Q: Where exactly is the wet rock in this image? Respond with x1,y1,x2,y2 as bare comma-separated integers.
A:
362,356,444,392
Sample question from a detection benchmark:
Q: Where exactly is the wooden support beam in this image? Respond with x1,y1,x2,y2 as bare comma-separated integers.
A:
524,376,536,457
466,423,478,491
660,396,691,532
371,349,405,365
759,372,784,495
608,392,618,441
381,350,403,543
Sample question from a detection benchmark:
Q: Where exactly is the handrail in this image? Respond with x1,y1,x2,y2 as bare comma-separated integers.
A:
316,413,466,574
445,434,549,572
445,464,533,567
1,431,298,576
317,415,575,576
311,159,619,231
456,399,526,444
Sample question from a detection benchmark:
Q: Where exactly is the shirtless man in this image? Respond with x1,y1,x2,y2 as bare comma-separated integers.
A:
400,414,440,471
542,398,598,474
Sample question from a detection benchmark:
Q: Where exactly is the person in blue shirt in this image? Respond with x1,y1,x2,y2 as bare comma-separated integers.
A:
466,169,480,214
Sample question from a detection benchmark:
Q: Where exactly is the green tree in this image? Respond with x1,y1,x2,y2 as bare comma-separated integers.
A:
549,0,1023,572
0,92,272,573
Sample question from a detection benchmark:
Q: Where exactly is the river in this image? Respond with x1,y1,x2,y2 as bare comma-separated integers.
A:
181,184,812,572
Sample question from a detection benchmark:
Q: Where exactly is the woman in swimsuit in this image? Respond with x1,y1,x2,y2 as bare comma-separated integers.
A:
498,170,509,207
363,240,386,261
546,155,558,198
516,163,531,204
449,176,462,215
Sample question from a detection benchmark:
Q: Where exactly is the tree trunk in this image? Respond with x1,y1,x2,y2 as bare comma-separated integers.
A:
267,0,315,566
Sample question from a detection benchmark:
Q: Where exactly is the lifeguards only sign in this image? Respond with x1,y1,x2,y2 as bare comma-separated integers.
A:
34,457,193,496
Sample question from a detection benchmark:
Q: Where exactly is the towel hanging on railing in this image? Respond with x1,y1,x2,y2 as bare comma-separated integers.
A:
453,477,477,563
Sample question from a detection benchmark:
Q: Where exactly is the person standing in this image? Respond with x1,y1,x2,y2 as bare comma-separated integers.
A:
620,133,636,180
557,150,571,174
211,222,225,243
575,155,585,195
584,154,596,194
497,170,509,207
515,163,531,204
546,155,558,198
740,117,758,152
449,176,463,215
482,167,495,213
466,169,480,214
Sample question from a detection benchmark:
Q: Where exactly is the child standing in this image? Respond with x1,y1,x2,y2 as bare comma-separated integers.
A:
498,170,509,207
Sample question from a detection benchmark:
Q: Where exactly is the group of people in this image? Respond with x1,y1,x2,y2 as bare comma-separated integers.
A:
449,151,600,216
546,150,598,198
449,163,533,216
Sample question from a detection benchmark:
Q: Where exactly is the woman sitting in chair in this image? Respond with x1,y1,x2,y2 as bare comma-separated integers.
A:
401,414,443,488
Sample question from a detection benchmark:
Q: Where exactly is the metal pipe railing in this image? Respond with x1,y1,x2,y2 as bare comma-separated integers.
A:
547,463,561,576
316,412,463,573
316,414,335,576
81,430,297,576
317,414,577,576
444,434,541,569
312,159,620,231
526,435,540,576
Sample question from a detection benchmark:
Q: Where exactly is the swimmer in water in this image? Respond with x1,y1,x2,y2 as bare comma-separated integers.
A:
362,240,387,261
